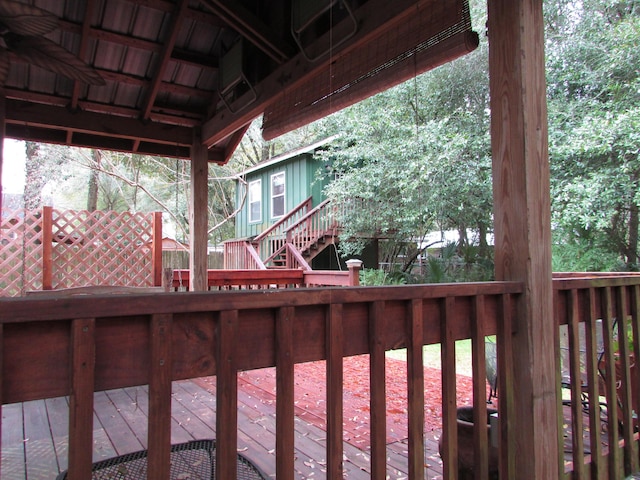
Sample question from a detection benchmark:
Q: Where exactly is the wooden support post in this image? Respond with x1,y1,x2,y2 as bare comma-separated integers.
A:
189,130,209,291
346,258,362,286
152,212,163,287
68,318,96,480
42,206,53,290
148,314,173,479
488,0,559,478
276,307,295,480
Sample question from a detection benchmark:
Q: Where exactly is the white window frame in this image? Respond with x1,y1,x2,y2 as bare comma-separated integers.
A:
248,179,262,223
270,171,286,219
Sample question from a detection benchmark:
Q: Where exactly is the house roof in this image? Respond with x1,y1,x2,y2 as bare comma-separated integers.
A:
238,134,339,177
1,0,477,164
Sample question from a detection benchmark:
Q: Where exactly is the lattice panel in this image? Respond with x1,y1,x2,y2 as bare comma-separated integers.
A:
50,210,155,289
0,209,44,297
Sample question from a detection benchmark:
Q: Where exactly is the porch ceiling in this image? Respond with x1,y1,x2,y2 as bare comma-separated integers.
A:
1,0,477,163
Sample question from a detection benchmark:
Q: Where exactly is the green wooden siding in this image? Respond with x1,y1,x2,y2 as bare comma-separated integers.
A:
235,153,330,238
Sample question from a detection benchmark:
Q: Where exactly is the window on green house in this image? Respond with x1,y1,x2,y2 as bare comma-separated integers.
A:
271,171,285,218
249,179,261,223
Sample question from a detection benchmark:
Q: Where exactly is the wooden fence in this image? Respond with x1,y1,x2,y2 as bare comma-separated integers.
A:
0,280,522,479
2,276,640,478
0,207,162,296
171,264,361,290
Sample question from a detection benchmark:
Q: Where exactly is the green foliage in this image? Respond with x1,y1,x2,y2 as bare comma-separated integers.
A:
315,36,493,271
359,268,406,286
547,2,640,268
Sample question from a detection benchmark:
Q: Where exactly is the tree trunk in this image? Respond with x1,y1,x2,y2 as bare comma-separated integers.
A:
87,149,101,212
24,142,45,210
627,201,639,266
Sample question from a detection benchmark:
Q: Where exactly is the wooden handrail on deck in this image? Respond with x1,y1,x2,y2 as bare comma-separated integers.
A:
553,276,640,478
3,275,640,479
170,268,357,290
1,281,522,479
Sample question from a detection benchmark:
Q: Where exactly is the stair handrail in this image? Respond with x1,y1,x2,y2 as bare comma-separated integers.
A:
284,199,338,254
252,196,313,243
223,239,267,269
252,196,313,260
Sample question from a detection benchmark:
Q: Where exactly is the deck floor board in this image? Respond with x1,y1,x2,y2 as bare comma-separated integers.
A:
1,375,612,480
3,377,443,479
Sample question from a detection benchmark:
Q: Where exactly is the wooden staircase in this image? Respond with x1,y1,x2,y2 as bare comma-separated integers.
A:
224,198,340,270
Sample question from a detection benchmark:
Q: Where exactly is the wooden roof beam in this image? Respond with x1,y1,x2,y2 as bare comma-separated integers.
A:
201,0,433,146
58,20,218,72
199,0,294,64
5,99,194,147
140,0,191,122
69,0,97,117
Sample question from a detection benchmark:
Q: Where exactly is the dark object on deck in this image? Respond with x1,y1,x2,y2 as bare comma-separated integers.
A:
55,439,268,480
439,406,499,479
485,337,498,403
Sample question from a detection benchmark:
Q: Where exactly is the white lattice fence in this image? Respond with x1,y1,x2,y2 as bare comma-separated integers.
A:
0,208,161,296
49,209,157,289
0,209,44,296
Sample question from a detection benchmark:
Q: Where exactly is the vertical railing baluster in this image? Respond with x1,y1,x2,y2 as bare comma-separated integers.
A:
68,318,96,479
407,298,425,480
441,296,458,480
553,288,564,480
615,286,635,475
217,310,239,480
567,289,585,479
148,313,173,479
471,295,489,480
276,306,295,480
369,301,387,480
602,287,621,478
326,303,344,478
631,285,640,469
497,293,515,479
585,288,604,479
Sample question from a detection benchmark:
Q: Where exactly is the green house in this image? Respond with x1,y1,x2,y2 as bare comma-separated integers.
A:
234,136,335,239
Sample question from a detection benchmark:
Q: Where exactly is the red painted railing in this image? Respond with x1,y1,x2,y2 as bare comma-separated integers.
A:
171,266,359,290
2,275,640,478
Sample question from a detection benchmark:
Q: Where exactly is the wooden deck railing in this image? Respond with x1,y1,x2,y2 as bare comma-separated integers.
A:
254,196,314,261
171,266,360,290
2,276,640,479
0,281,521,479
223,240,266,269
553,274,640,479
285,199,338,258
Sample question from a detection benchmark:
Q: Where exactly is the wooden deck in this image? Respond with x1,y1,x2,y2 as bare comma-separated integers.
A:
1,375,445,480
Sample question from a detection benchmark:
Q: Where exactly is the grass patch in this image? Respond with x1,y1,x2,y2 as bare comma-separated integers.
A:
386,339,474,377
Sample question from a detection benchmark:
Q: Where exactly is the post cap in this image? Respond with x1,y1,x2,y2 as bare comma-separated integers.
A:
345,259,363,268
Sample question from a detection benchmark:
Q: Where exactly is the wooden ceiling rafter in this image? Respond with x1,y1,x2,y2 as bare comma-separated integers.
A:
57,21,218,73
199,0,293,64
129,0,227,28
4,86,205,126
5,99,194,146
140,0,191,122
223,123,250,164
96,69,212,99
69,0,97,114
201,0,431,147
